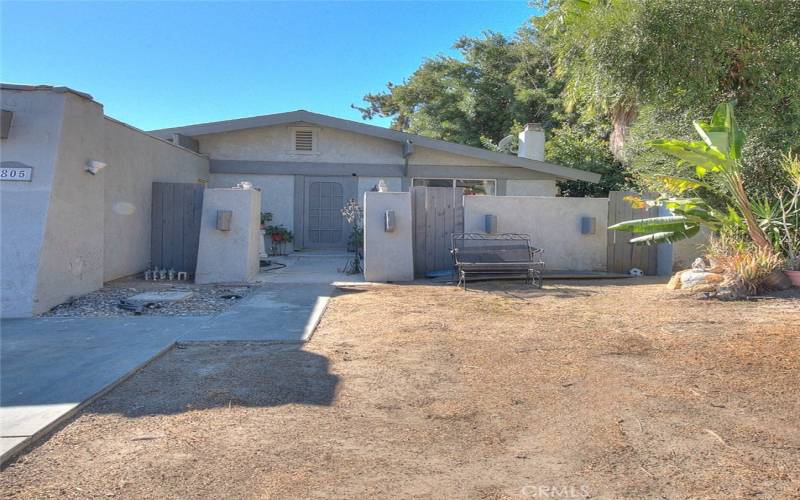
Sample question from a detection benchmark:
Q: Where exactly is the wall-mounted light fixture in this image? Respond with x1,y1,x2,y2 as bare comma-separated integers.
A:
485,214,498,234
85,159,107,175
581,216,596,235
217,210,232,231
1,110,13,139
384,210,396,232
402,140,414,158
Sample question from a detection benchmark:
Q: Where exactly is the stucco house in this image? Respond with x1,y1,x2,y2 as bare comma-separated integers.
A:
1,84,601,317
149,110,599,251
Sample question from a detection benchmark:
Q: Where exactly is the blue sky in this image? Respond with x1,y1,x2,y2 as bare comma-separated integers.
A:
1,1,536,130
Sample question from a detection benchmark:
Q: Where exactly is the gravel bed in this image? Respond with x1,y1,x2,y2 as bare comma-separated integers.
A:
42,278,259,317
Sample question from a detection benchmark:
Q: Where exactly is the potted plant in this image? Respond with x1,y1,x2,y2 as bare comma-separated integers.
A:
761,152,800,287
264,225,293,242
260,212,273,229
785,257,800,287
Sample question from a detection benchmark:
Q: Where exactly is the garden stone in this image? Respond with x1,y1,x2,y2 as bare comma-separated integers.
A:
680,270,724,291
128,291,193,302
666,270,686,290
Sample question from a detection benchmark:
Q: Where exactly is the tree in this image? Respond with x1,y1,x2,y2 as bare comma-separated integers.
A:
354,30,560,146
355,27,627,196
609,103,771,251
538,0,800,196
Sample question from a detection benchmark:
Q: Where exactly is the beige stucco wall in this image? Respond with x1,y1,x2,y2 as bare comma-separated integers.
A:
210,173,295,252
195,188,261,284
33,93,107,315
102,119,210,282
210,173,294,229
463,196,609,271
197,124,502,167
506,179,558,196
363,191,414,282
0,89,67,317
1,88,211,317
357,176,402,206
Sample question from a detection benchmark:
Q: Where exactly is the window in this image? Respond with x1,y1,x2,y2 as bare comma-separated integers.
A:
291,127,317,154
456,179,495,196
412,178,496,196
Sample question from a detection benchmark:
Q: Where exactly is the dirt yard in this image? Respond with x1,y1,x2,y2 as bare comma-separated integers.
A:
2,279,799,499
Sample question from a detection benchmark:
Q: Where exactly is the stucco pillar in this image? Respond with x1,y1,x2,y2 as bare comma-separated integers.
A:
195,187,261,284
363,191,414,282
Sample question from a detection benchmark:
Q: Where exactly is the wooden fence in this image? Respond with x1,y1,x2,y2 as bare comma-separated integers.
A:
151,182,205,274
606,190,659,275
412,187,464,276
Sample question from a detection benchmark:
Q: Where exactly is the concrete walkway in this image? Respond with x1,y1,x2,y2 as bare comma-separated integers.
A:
0,251,362,461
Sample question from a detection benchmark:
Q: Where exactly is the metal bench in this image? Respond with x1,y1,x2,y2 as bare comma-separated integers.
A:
450,233,544,290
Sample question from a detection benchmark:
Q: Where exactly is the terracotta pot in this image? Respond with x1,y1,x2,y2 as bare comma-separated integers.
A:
785,270,800,288
271,233,283,242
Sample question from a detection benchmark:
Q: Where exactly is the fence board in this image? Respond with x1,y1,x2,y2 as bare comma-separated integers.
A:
151,182,204,275
607,191,659,275
412,187,464,276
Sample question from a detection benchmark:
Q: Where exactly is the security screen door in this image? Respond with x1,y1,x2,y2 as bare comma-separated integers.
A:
304,177,355,249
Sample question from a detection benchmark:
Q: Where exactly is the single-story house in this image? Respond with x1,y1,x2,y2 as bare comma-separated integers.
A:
0,83,600,317
149,110,599,251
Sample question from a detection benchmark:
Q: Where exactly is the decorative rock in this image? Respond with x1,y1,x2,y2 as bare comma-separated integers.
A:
667,270,685,290
691,257,707,271
679,270,725,291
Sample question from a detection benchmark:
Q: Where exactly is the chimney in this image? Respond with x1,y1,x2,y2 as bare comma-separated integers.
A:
518,123,545,162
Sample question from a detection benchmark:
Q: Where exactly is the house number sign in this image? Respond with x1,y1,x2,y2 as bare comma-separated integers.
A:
0,164,33,182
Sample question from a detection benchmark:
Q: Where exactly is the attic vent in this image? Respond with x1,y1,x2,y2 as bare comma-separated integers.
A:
294,128,315,152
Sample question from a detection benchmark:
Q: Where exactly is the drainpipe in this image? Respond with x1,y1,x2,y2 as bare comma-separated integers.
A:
402,140,414,178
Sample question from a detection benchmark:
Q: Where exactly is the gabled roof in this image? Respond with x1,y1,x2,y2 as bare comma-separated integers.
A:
149,110,600,183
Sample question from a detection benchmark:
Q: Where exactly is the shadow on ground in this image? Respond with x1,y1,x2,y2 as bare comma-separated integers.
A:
87,343,339,417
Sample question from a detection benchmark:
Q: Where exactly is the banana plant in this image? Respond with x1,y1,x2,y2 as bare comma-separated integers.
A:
609,102,772,250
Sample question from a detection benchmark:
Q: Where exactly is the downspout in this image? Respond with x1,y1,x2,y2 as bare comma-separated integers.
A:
402,140,414,179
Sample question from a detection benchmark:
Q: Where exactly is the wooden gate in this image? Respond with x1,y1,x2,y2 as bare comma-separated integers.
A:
151,182,205,274
412,187,464,276
607,191,659,275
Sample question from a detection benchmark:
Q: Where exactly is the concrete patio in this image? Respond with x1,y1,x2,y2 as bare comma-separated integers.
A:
0,251,362,462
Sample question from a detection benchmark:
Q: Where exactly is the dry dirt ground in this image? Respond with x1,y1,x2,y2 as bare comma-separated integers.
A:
2,278,799,499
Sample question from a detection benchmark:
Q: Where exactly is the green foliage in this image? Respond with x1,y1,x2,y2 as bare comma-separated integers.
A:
752,153,800,268
264,225,293,242
608,215,701,244
355,28,625,197
610,103,771,249
355,30,561,146
357,1,798,202
545,125,629,197
541,0,800,195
